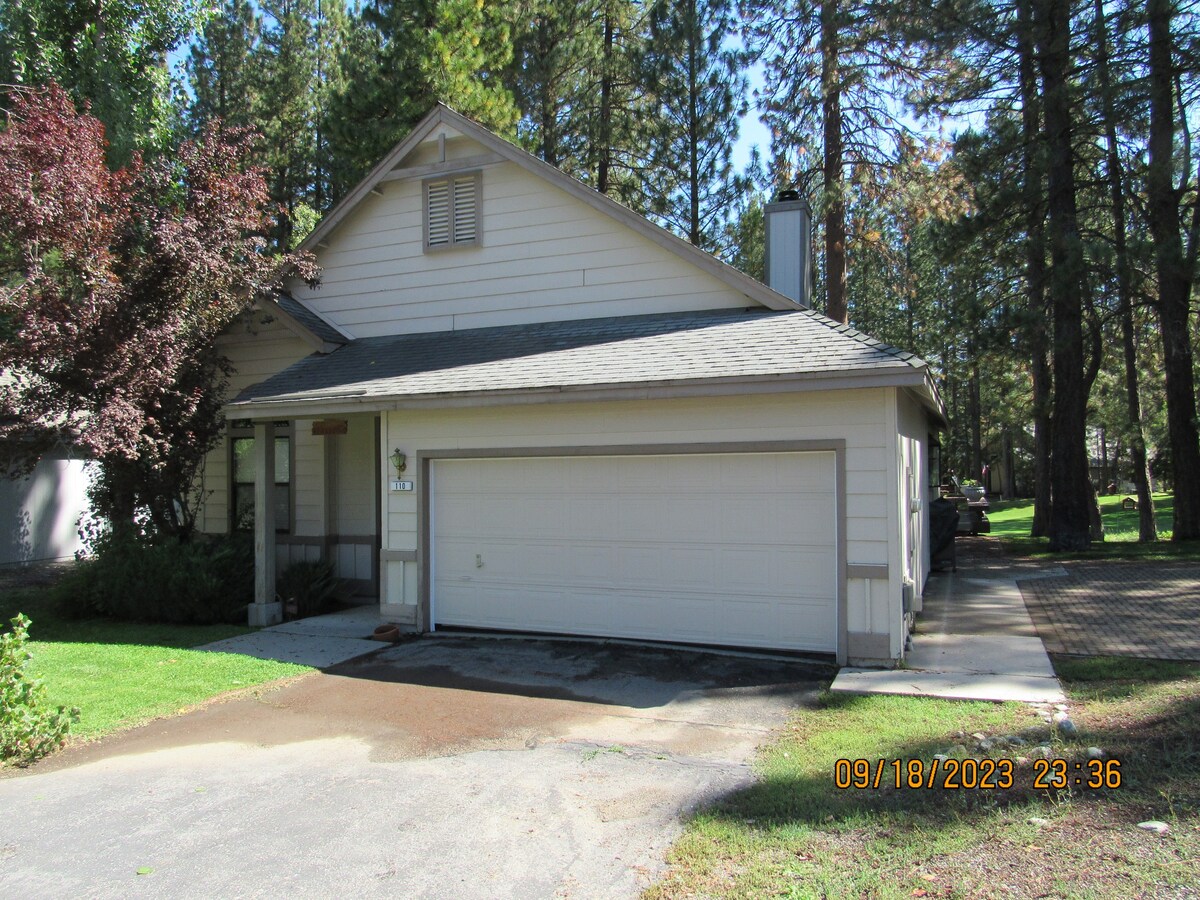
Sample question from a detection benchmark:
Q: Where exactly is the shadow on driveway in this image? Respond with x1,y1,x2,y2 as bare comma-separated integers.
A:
1,638,829,900
21,635,832,772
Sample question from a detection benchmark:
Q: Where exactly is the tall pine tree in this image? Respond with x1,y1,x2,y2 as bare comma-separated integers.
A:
187,0,260,132
506,0,603,172
325,0,519,195
257,0,320,250
640,0,748,250
741,0,943,323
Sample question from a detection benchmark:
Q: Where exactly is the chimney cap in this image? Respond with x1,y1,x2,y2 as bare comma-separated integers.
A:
776,188,801,202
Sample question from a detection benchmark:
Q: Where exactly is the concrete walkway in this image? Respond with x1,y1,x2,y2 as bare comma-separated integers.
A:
832,540,1067,703
199,606,391,668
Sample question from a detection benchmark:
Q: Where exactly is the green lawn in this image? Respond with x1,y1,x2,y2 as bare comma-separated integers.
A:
2,578,311,745
988,493,1200,560
649,659,1200,898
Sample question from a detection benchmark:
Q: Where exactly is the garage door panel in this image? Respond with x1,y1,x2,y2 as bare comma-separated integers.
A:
661,548,715,585
721,496,778,543
716,548,773,591
437,498,478,533
568,543,616,580
510,496,562,536
611,544,661,585
475,503,515,534
432,452,838,653
621,496,718,538
568,495,620,537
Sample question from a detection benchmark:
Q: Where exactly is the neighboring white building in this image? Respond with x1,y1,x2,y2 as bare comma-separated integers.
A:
200,104,946,666
0,447,94,565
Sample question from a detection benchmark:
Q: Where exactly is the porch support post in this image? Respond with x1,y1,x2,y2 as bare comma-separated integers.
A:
249,420,281,626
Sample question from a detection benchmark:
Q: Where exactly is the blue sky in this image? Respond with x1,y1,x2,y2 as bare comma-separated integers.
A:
732,60,771,173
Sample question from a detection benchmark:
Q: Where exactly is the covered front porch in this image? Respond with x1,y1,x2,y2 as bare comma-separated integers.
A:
241,412,389,627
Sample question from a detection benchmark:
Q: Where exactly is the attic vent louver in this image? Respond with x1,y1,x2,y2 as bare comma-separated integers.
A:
424,171,481,251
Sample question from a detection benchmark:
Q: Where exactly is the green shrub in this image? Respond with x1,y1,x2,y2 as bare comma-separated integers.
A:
56,531,254,625
1,614,79,765
277,559,343,620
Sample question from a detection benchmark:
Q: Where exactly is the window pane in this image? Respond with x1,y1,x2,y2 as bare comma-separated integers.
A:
233,437,255,483
274,483,290,530
233,484,255,530
275,436,290,483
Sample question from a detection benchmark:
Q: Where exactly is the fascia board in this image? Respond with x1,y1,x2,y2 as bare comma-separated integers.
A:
224,367,928,419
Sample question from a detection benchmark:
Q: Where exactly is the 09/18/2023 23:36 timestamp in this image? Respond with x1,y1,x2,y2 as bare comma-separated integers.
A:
835,757,1123,791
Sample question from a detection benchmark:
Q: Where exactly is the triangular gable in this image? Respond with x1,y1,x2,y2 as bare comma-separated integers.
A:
299,104,802,315
257,294,349,353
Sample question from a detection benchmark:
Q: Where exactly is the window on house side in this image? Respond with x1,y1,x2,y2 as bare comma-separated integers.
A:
230,422,292,533
424,172,481,251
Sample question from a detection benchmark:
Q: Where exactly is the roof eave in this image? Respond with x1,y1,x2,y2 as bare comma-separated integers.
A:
224,366,930,420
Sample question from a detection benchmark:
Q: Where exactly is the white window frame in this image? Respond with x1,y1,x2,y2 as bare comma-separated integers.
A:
423,171,482,252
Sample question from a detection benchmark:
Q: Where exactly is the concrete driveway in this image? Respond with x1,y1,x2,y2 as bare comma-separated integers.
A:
0,636,827,899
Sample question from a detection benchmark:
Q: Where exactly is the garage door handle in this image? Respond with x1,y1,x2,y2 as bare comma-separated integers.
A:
475,554,484,568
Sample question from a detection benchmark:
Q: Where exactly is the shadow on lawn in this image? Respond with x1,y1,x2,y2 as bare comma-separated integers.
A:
1,582,251,649
698,686,1200,832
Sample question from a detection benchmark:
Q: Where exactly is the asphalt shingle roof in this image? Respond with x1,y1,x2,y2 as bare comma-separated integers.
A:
276,293,347,346
231,308,928,407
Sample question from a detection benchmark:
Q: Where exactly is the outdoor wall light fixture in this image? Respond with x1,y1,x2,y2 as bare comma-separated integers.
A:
390,449,407,476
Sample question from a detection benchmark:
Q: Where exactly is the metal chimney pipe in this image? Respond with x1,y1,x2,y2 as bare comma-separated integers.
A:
763,191,812,308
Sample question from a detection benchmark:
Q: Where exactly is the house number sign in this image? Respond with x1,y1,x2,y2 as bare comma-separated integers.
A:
390,480,414,492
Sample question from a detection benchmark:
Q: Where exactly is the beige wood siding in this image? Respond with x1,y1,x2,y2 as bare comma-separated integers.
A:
199,316,313,534
0,453,95,564
329,414,377,538
291,159,755,337
292,423,324,537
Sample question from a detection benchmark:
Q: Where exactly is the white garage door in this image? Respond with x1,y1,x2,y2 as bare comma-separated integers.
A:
431,452,838,653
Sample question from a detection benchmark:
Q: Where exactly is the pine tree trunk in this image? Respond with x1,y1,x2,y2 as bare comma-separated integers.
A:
1002,430,1016,500
1099,427,1109,490
969,348,983,483
597,7,615,195
1147,0,1200,540
538,20,558,167
687,0,701,245
1094,0,1156,539
1035,0,1092,551
820,0,847,324
1018,0,1053,537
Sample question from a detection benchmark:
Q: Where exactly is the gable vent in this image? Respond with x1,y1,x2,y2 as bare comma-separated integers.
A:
426,180,451,247
453,177,477,243
425,172,480,251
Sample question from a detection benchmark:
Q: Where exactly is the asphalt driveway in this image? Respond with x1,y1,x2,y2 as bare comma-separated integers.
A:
0,636,827,899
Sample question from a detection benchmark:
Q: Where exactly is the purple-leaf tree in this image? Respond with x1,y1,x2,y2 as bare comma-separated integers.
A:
0,83,318,536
